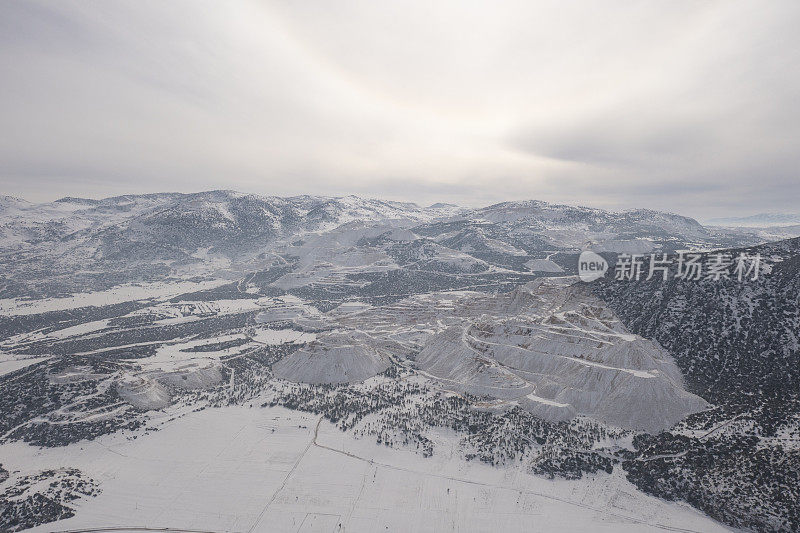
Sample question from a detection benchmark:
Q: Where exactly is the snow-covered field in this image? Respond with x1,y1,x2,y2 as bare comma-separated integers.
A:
0,280,230,316
0,406,729,533
0,356,50,377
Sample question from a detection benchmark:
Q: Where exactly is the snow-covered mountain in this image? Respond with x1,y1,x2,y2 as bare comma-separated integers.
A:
0,191,764,301
0,191,797,532
593,237,800,531
471,200,715,250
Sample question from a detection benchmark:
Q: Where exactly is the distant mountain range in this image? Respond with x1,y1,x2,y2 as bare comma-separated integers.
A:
0,190,775,300
707,212,800,227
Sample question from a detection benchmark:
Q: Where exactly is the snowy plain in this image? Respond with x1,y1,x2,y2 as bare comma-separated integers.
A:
0,406,731,533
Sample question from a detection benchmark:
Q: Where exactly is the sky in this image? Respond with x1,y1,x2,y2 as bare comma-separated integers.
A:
0,0,798,219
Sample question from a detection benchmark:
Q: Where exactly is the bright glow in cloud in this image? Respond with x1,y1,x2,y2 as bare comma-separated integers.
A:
0,0,798,217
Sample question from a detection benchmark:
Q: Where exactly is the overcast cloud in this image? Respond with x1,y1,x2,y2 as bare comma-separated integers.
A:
0,0,798,218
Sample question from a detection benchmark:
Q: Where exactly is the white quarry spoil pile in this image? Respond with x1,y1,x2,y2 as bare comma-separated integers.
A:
415,280,707,432
273,331,391,384
275,277,708,432
115,376,171,410
155,360,224,390
115,361,223,410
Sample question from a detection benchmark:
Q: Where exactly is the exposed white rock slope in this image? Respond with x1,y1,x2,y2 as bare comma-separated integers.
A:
414,279,707,431
277,278,707,432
